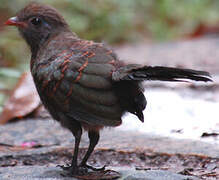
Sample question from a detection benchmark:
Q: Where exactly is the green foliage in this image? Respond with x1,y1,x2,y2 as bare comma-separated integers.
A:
1,0,219,43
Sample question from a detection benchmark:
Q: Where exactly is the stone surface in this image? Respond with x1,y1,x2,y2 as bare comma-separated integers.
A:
0,166,201,180
0,119,218,179
0,119,218,158
0,166,75,180
123,170,200,180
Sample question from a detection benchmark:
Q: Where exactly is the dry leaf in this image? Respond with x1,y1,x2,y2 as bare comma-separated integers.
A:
0,72,40,124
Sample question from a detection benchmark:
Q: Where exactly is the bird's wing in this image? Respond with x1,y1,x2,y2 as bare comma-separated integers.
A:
35,42,123,127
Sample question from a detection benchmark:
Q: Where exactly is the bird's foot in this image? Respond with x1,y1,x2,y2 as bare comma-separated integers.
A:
58,163,120,179
57,163,71,171
58,164,88,176
58,163,106,175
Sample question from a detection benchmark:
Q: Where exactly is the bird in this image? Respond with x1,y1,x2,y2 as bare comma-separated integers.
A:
5,2,212,175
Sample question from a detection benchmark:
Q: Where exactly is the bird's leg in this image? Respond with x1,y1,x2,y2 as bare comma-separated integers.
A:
70,127,82,171
59,121,83,175
79,130,105,171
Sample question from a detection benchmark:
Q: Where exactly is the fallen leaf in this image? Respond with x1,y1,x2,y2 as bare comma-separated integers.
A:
0,72,40,124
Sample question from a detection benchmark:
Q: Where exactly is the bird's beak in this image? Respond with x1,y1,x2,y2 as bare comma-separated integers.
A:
5,16,26,27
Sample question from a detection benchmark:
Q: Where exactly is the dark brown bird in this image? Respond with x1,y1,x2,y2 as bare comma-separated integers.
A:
5,2,212,175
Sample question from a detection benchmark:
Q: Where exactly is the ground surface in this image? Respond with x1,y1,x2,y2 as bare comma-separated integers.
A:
1,119,218,179
0,37,219,179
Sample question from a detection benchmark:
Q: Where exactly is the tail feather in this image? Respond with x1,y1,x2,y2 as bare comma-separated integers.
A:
113,65,212,82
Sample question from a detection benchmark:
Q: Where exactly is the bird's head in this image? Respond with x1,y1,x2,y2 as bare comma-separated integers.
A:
5,2,70,55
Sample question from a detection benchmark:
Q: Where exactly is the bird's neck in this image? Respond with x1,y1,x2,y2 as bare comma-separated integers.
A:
30,35,49,59
31,31,77,63
29,28,73,59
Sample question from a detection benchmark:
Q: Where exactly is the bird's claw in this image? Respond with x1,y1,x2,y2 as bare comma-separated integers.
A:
58,164,88,176
57,163,72,170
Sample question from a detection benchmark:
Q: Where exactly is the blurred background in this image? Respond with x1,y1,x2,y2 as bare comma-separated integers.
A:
0,0,218,138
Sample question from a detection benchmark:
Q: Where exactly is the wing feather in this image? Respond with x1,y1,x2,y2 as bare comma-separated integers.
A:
41,45,123,126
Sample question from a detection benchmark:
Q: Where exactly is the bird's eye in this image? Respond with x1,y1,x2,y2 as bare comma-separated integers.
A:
31,17,41,26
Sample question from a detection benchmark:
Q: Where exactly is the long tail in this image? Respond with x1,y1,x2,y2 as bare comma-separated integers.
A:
112,65,212,82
